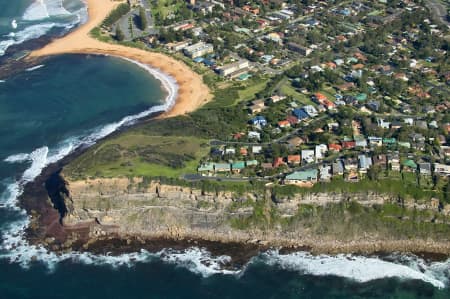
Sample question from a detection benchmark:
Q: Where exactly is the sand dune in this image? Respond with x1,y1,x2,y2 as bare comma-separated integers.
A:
31,0,211,117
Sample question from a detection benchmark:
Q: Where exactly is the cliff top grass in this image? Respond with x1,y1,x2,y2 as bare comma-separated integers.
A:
64,134,209,180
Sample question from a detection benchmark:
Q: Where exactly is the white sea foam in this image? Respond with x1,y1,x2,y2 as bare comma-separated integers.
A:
23,0,71,21
0,22,58,56
26,64,45,71
0,56,179,269
0,55,448,289
0,0,88,56
159,247,240,277
258,250,449,289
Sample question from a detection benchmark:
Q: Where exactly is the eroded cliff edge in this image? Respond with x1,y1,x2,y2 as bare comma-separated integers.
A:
34,174,450,257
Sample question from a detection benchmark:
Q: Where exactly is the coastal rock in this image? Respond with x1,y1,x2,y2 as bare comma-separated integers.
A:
43,176,450,255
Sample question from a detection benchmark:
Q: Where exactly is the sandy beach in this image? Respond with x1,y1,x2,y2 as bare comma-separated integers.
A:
30,0,211,117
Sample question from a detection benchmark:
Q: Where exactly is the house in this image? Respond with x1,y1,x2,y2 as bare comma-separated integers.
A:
329,143,342,152
261,162,273,170
383,138,396,147
198,162,215,173
225,148,236,155
312,93,336,109
319,164,332,181
240,147,248,156
388,152,400,171
278,120,290,128
315,144,328,161
301,150,315,164
344,157,358,171
368,136,383,147
287,155,301,165
214,163,231,172
372,155,387,169
250,116,267,126
249,104,267,114
231,161,246,173
419,163,431,176
252,146,262,154
332,160,345,175
402,159,417,172
398,141,411,149
270,95,286,103
287,136,305,148
377,118,391,129
292,108,309,120
358,155,373,173
284,169,318,186
354,136,367,148
303,105,318,117
434,163,450,176
248,131,261,140
273,157,285,168
342,140,356,150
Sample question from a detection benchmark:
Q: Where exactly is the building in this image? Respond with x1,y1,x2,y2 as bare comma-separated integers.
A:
284,169,318,186
358,155,372,173
301,150,315,164
319,164,332,181
332,160,344,175
388,152,400,171
434,163,450,176
183,42,214,58
419,163,431,176
303,105,318,117
372,155,387,169
218,59,250,77
315,144,328,161
249,116,267,126
287,155,301,165
287,42,312,56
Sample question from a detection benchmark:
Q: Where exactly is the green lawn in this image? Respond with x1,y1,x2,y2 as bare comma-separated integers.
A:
64,134,209,179
280,83,315,106
237,78,269,101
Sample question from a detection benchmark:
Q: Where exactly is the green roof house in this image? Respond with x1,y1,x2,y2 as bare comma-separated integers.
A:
356,93,367,102
246,160,258,167
383,138,396,146
198,162,214,172
285,169,318,185
231,161,246,173
214,163,231,172
402,159,417,172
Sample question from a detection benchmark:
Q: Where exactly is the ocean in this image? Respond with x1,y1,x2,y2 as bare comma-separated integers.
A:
0,1,449,298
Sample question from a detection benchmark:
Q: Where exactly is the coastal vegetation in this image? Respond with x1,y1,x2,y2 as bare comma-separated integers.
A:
102,3,130,28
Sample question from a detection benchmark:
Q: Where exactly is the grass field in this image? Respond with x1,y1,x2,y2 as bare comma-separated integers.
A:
65,134,209,179
280,82,315,106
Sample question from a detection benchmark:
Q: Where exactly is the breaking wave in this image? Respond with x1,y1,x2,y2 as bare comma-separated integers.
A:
0,55,178,265
257,250,450,289
0,0,87,56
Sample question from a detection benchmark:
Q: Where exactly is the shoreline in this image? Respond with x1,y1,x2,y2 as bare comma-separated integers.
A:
29,0,211,118
5,0,449,275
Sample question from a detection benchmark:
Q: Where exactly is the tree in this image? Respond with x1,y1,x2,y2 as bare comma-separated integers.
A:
138,7,147,31
115,26,125,41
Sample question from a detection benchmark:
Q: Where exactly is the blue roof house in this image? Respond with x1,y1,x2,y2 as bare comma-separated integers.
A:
249,116,267,126
293,108,309,120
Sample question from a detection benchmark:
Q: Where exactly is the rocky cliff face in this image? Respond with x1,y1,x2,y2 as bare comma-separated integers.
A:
55,176,450,255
